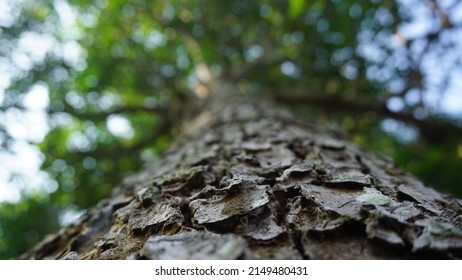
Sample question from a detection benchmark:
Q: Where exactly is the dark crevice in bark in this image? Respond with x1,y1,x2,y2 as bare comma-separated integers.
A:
179,201,193,229
354,154,372,175
290,229,310,260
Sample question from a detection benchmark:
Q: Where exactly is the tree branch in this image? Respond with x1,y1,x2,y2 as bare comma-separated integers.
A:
72,115,172,159
272,90,462,142
48,103,169,121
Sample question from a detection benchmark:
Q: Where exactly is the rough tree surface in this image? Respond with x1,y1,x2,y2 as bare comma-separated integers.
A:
23,92,462,259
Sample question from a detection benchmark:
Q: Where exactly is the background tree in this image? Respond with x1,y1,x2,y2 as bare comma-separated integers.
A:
1,0,462,259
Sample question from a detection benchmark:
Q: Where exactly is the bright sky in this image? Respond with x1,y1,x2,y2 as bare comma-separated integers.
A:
1,0,462,203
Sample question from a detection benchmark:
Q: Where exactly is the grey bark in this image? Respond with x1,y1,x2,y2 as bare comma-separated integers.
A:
22,90,462,260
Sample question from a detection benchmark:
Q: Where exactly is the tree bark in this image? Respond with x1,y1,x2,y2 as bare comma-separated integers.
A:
22,87,462,260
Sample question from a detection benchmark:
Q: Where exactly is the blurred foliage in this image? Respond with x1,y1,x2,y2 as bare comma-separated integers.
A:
1,0,462,258
0,196,59,258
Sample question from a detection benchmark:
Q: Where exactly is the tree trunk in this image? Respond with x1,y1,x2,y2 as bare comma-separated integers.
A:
22,87,462,260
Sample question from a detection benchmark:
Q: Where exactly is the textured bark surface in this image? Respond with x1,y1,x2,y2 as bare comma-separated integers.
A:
23,92,462,260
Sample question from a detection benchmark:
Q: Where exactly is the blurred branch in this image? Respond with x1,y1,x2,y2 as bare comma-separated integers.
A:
72,115,172,158
49,103,169,121
272,90,462,142
1,102,170,121
0,104,27,111
158,14,214,97
428,0,453,29
0,126,13,149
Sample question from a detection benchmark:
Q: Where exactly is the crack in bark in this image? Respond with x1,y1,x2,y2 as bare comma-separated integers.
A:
290,230,310,260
